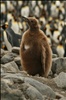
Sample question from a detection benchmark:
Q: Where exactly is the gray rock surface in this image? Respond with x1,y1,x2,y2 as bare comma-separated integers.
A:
1,61,19,72
24,83,43,100
11,47,20,54
52,54,58,58
1,73,56,100
1,49,66,100
1,52,17,64
1,49,8,57
60,97,66,100
2,73,56,99
1,71,66,100
52,57,66,74
24,77,56,98
54,72,66,88
14,56,21,66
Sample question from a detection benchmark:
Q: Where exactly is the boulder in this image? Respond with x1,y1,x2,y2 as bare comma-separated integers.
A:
1,52,17,64
14,56,21,65
1,49,8,58
24,77,56,98
60,97,66,100
23,83,43,100
1,61,19,72
54,72,66,88
52,54,58,58
11,47,20,54
52,57,66,74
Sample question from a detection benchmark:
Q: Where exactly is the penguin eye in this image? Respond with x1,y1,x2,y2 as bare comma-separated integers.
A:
31,20,33,23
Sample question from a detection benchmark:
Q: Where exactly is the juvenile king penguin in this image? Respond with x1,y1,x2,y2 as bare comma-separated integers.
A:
20,16,52,77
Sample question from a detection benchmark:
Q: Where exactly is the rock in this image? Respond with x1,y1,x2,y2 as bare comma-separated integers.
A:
1,65,5,73
2,73,56,98
52,57,66,74
52,54,58,58
1,49,8,58
24,77,56,98
55,92,64,99
1,52,17,64
21,83,43,100
14,56,21,69
1,72,66,100
1,88,22,100
1,76,44,100
26,85,43,100
1,51,66,100
1,61,19,72
1,79,21,100
60,97,66,100
54,72,66,88
1,77,23,100
1,72,27,79
2,76,55,100
11,47,20,54
1,78,12,92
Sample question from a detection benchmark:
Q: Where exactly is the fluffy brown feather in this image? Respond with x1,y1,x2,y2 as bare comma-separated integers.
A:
20,17,52,77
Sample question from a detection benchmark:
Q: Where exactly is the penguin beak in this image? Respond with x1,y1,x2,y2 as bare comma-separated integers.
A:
22,16,29,22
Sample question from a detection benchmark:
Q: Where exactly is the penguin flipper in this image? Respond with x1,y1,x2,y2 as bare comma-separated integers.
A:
41,38,52,77
41,45,46,76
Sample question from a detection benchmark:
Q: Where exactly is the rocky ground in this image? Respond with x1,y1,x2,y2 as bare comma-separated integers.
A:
1,47,66,100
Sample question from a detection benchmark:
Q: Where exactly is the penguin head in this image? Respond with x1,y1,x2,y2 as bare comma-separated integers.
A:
1,22,8,30
5,22,8,27
57,41,64,49
57,34,66,45
48,17,53,24
59,41,63,46
22,16,39,30
47,35,51,45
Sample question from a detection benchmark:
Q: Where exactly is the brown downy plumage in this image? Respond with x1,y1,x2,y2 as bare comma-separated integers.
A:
20,16,52,77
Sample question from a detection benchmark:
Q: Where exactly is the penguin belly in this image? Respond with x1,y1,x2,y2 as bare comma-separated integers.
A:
57,46,65,57
20,44,43,75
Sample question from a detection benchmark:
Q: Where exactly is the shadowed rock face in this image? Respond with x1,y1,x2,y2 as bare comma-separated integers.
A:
1,48,66,100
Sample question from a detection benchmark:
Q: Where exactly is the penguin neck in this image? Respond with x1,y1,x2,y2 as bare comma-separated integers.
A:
29,25,39,32
58,45,63,48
